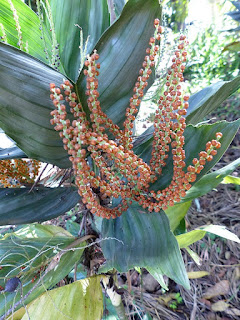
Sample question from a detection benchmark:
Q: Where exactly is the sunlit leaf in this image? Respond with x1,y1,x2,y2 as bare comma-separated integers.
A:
18,276,103,320
165,201,191,232
0,0,51,63
185,247,201,265
199,225,240,244
176,230,206,248
222,175,240,185
176,225,240,250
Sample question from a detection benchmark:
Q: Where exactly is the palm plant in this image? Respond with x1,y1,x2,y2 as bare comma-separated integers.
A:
0,0,239,318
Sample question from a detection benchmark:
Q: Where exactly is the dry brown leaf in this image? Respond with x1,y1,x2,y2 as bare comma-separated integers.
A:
200,298,211,307
233,266,240,281
203,280,230,299
206,312,222,320
211,300,230,312
225,308,240,316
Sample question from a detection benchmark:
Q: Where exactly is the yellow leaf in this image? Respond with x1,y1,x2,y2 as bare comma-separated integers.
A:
187,271,209,279
19,275,103,320
211,300,230,312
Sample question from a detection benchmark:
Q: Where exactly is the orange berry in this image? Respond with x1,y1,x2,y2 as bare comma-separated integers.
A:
215,132,222,139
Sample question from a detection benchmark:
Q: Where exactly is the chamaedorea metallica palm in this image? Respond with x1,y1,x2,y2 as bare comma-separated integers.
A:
0,0,240,318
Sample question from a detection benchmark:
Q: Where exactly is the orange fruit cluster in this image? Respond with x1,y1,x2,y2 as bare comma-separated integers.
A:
50,19,222,218
0,159,40,187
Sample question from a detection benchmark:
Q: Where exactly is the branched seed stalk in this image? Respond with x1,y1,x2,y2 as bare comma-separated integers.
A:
37,0,60,69
49,19,223,219
0,23,8,44
7,0,23,50
36,0,50,62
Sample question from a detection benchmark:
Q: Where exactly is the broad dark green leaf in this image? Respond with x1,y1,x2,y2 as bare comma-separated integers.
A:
0,225,86,317
15,276,103,320
48,0,110,81
0,186,80,226
0,0,51,63
0,146,26,159
0,43,72,167
77,0,162,129
134,120,240,191
182,157,240,202
100,203,190,289
187,77,240,124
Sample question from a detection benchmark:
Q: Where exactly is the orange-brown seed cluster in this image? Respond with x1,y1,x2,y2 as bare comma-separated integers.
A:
49,19,222,218
0,159,40,187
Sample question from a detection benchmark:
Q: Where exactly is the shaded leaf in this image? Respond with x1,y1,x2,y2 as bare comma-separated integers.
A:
0,43,72,167
0,146,27,160
76,0,162,129
232,1,240,11
48,0,110,81
113,0,126,17
19,276,103,320
173,218,187,236
227,10,240,22
0,186,80,226
100,202,190,289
